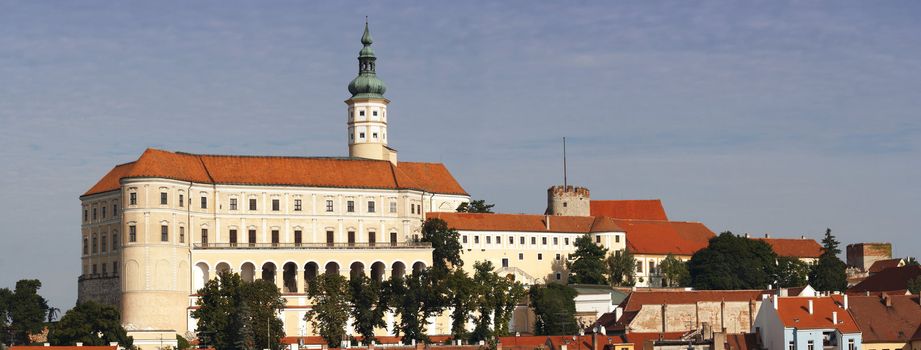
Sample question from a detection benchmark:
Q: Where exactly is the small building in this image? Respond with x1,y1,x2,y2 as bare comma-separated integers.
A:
846,243,893,271
848,265,921,296
846,294,921,350
867,258,906,275
751,235,823,264
753,295,862,350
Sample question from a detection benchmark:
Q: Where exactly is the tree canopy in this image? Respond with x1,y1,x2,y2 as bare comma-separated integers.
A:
421,218,464,275
808,229,848,292
1,279,49,345
191,272,286,350
568,234,608,285
529,283,578,335
605,248,636,287
659,254,690,287
688,232,778,290
305,273,351,348
456,200,495,213
48,301,132,347
775,257,810,288
348,274,387,346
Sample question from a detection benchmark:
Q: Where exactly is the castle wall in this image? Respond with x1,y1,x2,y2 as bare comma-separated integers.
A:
77,275,121,307
546,186,591,217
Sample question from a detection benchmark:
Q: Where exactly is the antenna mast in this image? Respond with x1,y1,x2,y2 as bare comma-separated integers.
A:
563,137,568,188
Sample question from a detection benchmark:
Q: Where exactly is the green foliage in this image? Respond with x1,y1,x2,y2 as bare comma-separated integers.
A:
445,269,474,341
191,272,286,350
529,283,578,336
470,262,497,343
421,218,464,275
907,276,921,294
775,257,810,288
605,248,636,287
0,288,11,345
456,200,495,213
176,335,190,350
386,272,437,345
906,257,919,267
688,232,778,290
490,271,526,339
305,273,351,348
47,301,132,347
568,234,609,285
349,274,387,345
659,254,690,287
808,229,848,292
3,280,49,345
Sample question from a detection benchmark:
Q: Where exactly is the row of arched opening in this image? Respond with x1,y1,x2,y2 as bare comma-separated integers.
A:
193,261,426,293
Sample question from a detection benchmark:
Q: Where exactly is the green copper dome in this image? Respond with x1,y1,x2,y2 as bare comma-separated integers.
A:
348,21,387,99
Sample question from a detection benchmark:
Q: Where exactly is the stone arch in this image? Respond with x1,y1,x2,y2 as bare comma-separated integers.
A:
216,262,231,275
193,262,209,291
156,259,172,289
304,262,319,290
349,261,366,280
241,262,256,282
126,260,142,290
391,261,406,279
283,262,298,293
261,262,277,284
371,261,386,282
324,261,340,275
412,261,426,274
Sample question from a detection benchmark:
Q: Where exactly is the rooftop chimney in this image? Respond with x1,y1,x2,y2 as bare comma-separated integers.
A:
843,295,849,310
545,215,550,230
773,296,778,310
76,343,84,347
745,233,750,238
832,311,838,325
808,300,814,315
614,306,623,322
764,233,770,238
801,235,806,239
43,343,50,347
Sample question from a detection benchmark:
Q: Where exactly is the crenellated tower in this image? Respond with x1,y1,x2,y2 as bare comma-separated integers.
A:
346,21,397,164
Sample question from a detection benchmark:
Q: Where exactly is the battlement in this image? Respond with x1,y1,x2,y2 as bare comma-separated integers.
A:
546,185,591,216
548,185,591,197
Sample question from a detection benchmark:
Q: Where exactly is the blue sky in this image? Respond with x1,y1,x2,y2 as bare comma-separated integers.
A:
1,1,919,309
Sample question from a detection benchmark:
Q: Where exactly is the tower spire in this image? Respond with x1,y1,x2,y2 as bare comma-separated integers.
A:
348,19,386,98
345,20,396,164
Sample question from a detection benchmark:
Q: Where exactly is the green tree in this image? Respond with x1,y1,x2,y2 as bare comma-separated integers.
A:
305,273,351,348
48,300,133,347
421,218,464,275
386,271,438,345
775,257,810,288
191,272,285,350
0,287,11,345
176,335,191,350
469,262,498,343
659,254,690,287
688,232,778,290
529,283,578,335
605,248,636,287
349,274,387,345
808,229,848,292
456,200,495,213
907,276,921,294
568,234,609,285
7,280,49,345
906,257,919,267
490,272,526,338
445,269,474,341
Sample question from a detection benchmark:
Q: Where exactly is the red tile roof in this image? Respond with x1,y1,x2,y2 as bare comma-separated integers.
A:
11,347,116,350
613,219,715,256
590,200,668,221
848,266,921,294
498,335,628,350
752,237,823,259
621,332,685,347
868,258,905,274
775,296,860,333
83,148,467,197
725,333,760,350
847,295,921,343
430,212,623,234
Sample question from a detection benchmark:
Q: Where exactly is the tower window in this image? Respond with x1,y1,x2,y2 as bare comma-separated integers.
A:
294,199,302,211
347,200,355,213
161,225,168,242
129,192,137,206
372,111,378,117
129,225,136,242
249,198,257,211
326,200,334,212
229,198,238,210
359,110,365,116
272,199,280,211
160,192,168,205
372,132,378,139
359,132,365,139
367,201,375,213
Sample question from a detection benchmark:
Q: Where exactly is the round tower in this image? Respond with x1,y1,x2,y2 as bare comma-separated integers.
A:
346,21,397,164
546,185,591,216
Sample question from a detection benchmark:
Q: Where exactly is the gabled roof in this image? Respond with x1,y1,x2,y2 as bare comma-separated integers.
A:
847,295,921,343
848,266,921,294
429,212,623,234
868,258,905,274
613,219,715,256
83,148,467,197
775,296,860,333
590,200,668,221
753,237,823,259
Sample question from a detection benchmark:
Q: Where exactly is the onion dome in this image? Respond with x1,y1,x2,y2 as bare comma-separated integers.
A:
348,21,387,99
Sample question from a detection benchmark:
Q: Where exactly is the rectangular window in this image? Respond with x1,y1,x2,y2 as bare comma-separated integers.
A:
502,258,509,268
463,236,468,244
113,204,118,215
565,237,570,245
807,341,814,350
229,229,237,246
553,237,558,245
200,196,207,209
92,264,97,275
390,201,397,213
201,229,208,245
542,237,547,245
91,235,97,253
615,235,620,243
93,208,97,220
326,200,334,212
556,253,561,261
486,236,492,244
508,236,514,244
129,226,136,242
390,232,398,246
636,261,643,273
327,231,335,246
531,237,536,245
347,231,356,246
101,235,108,253
847,340,854,350
113,262,118,275
179,227,185,243
230,198,238,210
359,110,365,116
249,198,257,211
495,235,500,244
272,199,280,211
367,201,375,213
518,253,524,260
537,253,543,260
160,192,168,205
294,230,302,246
271,230,279,246
294,199,302,211
520,237,525,245
84,209,88,222
368,231,376,246
556,272,562,280
179,194,184,207
112,233,118,250
411,204,415,214
248,230,256,247
102,264,107,275
102,207,106,219
474,236,480,244
161,225,168,242
347,200,355,213
129,192,137,205
596,235,601,243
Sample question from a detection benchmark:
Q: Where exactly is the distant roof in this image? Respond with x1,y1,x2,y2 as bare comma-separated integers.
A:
83,148,467,197
847,295,921,343
499,334,627,350
848,265,921,294
11,347,116,350
430,212,623,234
725,333,760,350
753,237,823,258
775,296,860,333
597,290,767,332
590,200,668,221
868,258,905,274
614,219,715,255
621,332,685,347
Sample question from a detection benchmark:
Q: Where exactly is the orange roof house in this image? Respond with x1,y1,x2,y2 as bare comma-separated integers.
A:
867,258,906,274
753,295,862,350
595,289,768,334
612,219,715,256
83,148,467,197
430,212,623,234
752,237,823,260
848,265,921,295
847,294,921,345
590,200,668,221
